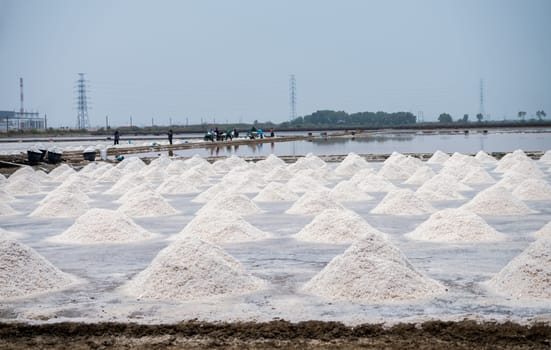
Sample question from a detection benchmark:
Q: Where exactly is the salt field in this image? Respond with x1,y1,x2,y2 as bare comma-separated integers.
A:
1,149,551,327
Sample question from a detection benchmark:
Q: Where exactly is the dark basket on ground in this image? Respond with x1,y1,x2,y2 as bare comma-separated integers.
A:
27,151,43,165
48,152,63,164
83,151,96,161
39,149,47,161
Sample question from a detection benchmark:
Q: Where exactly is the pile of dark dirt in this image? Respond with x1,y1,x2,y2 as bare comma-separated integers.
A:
0,320,549,349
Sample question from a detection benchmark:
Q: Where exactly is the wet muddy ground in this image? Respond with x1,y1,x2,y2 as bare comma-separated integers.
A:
1,320,550,349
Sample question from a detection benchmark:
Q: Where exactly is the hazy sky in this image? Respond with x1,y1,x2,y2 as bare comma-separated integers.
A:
0,0,550,128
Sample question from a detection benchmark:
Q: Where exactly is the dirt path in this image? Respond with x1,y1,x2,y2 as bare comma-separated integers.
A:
1,320,549,349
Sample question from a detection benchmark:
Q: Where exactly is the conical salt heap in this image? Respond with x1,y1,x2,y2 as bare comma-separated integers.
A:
116,157,147,173
253,182,299,202
378,162,412,181
192,183,234,203
0,239,76,298
256,154,286,170
286,174,328,193
286,190,345,216
118,189,178,217
404,166,436,185
415,174,471,201
406,208,505,242
427,150,450,164
121,238,266,300
176,212,270,243
0,189,16,202
166,159,189,176
494,150,531,173
535,221,551,239
105,174,148,195
474,150,497,164
495,171,530,191
30,192,90,218
334,153,370,176
7,165,35,181
505,161,546,179
330,180,373,202
157,175,200,194
196,193,262,216
460,167,496,185
115,184,157,204
97,167,124,183
460,185,537,216
4,177,41,195
355,174,397,193
301,236,446,302
512,179,551,200
371,189,435,215
294,208,385,244
49,208,155,244
263,166,293,181
539,150,551,163
486,238,551,300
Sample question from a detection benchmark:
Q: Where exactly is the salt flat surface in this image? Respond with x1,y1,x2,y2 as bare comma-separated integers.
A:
1,152,551,326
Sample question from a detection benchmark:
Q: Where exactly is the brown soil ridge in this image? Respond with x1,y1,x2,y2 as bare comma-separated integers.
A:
0,320,549,349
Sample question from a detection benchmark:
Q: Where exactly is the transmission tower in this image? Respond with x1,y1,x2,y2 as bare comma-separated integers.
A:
75,73,91,129
479,79,485,118
289,74,296,121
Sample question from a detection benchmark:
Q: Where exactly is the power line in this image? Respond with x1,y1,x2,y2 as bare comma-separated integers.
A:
75,73,91,129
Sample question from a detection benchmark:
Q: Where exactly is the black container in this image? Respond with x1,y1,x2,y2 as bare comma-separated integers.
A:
27,151,43,165
39,149,47,161
47,152,63,164
83,151,96,161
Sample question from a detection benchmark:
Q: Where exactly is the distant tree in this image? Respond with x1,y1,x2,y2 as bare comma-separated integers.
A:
462,114,469,123
536,110,547,120
476,113,483,122
438,113,453,123
518,111,527,122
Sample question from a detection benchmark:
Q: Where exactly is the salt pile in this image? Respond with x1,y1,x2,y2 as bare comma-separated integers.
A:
474,150,497,164
415,174,470,201
406,208,505,242
330,180,373,202
157,175,200,194
176,212,270,243
263,166,293,181
486,238,551,299
196,193,262,216
460,185,537,216
0,189,16,202
191,183,234,203
495,171,531,190
253,182,299,202
349,168,376,183
121,238,265,300
30,192,90,218
4,177,41,195
0,173,6,183
403,166,436,185
371,189,435,215
288,154,326,173
427,150,450,164
49,208,155,244
378,162,411,181
8,166,35,180
505,161,546,179
512,179,551,200
97,167,124,183
460,167,496,185
302,237,446,302
181,168,211,187
294,168,335,182
355,174,397,193
115,184,156,204
47,164,76,182
287,174,328,193
0,202,18,216
256,154,286,170
535,221,551,239
140,164,169,181
539,150,551,163
166,159,188,176
116,157,147,173
117,189,178,217
0,239,76,298
286,190,345,216
334,153,370,176
494,150,531,173
105,174,147,195
294,208,385,244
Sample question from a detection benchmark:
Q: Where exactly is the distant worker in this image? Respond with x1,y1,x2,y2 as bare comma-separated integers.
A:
257,128,264,139
270,128,275,137
233,128,239,138
168,129,173,145
114,130,120,145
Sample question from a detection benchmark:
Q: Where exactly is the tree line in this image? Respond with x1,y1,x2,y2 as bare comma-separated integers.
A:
284,110,417,127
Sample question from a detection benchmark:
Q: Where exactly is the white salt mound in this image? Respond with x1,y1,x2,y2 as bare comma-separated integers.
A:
539,150,551,163
294,208,385,244
49,208,155,244
0,239,76,298
157,176,200,194
115,184,156,204
378,162,411,181
495,171,530,191
4,177,41,195
486,238,551,299
0,202,18,216
121,238,265,300
196,194,262,216
415,173,470,201
118,189,178,217
404,166,436,185
427,150,450,164
302,237,446,302
505,161,546,179
461,185,537,216
355,174,397,193
349,168,376,184
535,221,551,239
105,174,147,195
177,213,270,243
192,183,234,203
461,167,496,185
512,179,551,200
405,208,505,242
474,150,497,163
30,193,90,218
286,190,345,216
8,166,35,180
286,175,327,193
334,153,370,176
330,180,373,202
371,189,435,215
253,182,299,202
